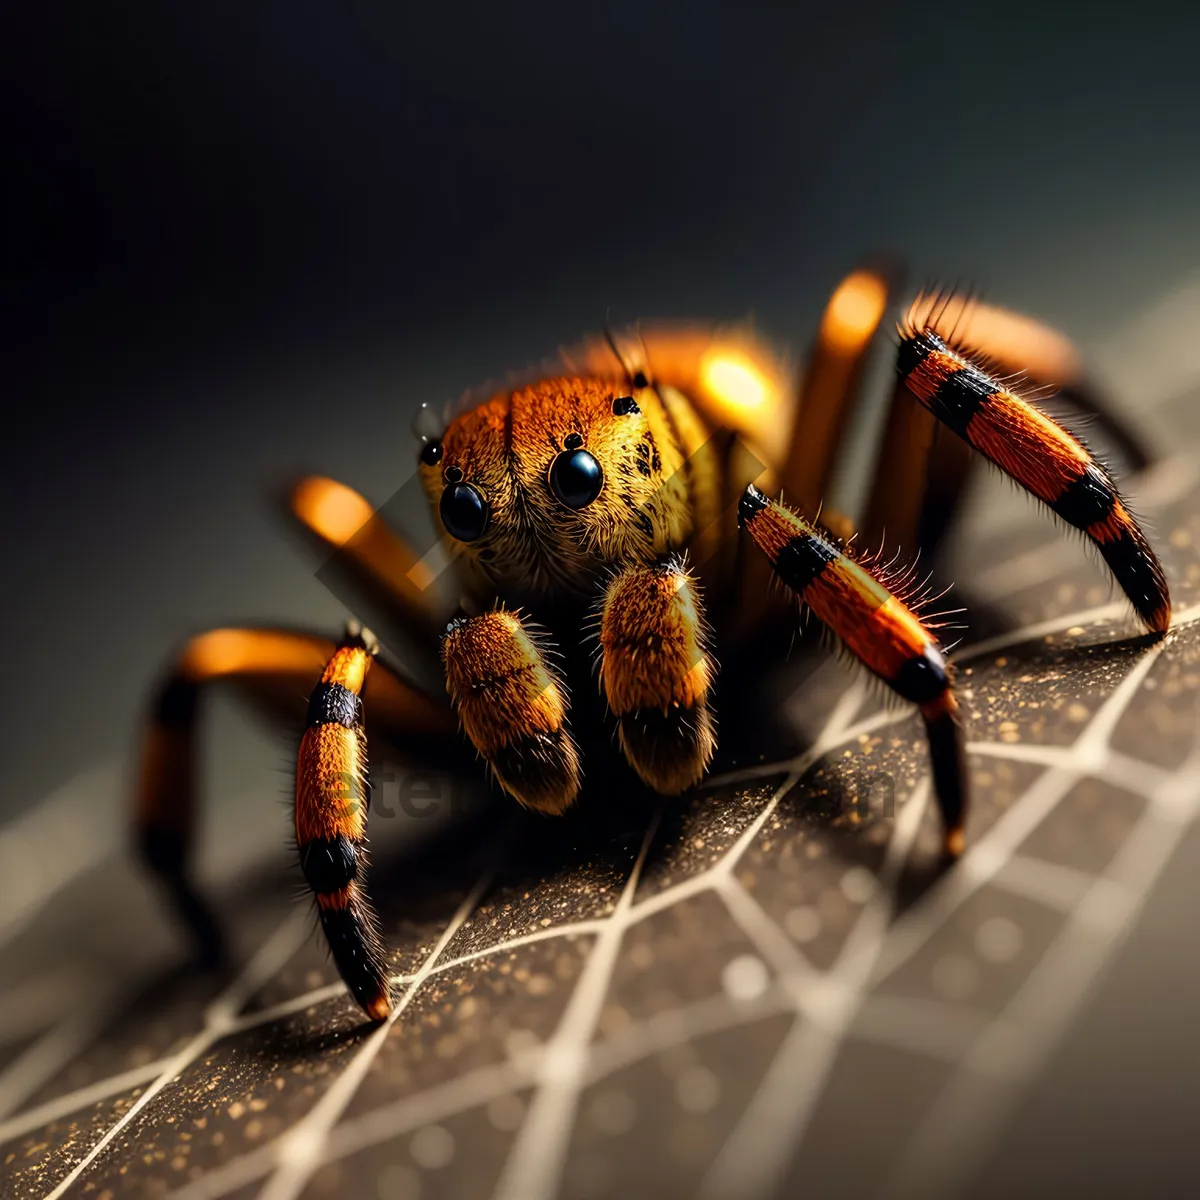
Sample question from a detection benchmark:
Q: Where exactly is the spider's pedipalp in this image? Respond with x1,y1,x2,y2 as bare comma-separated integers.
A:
739,484,968,855
896,323,1171,634
598,557,716,794
441,610,581,814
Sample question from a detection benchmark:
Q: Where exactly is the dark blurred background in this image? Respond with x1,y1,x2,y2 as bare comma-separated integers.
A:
5,4,1200,1197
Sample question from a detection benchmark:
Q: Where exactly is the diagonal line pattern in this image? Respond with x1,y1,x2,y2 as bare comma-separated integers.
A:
5,599,1197,1200
255,873,492,1200
879,666,1200,1199
489,812,661,1200
42,908,314,1200
697,779,932,1199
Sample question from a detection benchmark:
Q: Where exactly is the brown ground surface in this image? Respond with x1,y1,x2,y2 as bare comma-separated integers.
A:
3,375,1199,1200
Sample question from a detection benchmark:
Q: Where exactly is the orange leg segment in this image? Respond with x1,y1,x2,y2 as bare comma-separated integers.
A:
295,628,392,1020
598,557,716,794
135,625,453,976
739,485,968,856
896,305,1170,634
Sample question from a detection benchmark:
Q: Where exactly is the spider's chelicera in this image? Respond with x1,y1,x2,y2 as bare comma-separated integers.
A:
133,274,1172,1021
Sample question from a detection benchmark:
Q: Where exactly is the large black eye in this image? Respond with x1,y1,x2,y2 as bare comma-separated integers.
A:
440,482,488,541
549,449,604,509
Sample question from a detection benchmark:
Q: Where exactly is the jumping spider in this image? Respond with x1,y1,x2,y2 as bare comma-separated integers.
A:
134,271,1170,1019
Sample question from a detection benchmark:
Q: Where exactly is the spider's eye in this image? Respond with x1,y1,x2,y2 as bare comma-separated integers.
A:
440,482,488,541
419,439,443,466
612,395,639,416
549,448,604,509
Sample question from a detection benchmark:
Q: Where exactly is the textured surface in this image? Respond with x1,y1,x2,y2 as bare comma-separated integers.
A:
3,351,1200,1199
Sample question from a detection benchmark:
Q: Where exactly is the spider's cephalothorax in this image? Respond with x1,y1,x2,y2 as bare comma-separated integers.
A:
416,375,706,604
132,272,1172,1020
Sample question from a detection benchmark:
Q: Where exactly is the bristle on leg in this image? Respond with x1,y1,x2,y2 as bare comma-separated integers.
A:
896,308,1170,635
739,484,969,853
599,559,716,795
296,628,393,1021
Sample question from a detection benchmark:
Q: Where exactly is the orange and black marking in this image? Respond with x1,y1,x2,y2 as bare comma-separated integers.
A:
598,557,716,794
295,627,392,1021
441,609,581,814
739,485,967,855
897,321,1171,634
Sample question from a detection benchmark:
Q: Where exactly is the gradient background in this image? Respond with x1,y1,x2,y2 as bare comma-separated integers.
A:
5,3,1200,1194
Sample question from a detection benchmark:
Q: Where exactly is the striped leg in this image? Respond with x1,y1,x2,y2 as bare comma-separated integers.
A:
598,557,716,794
896,309,1171,634
739,485,968,856
296,628,391,1020
441,609,581,814
136,625,453,979
864,297,1158,557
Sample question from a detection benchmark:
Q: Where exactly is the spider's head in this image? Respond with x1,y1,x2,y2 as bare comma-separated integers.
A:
416,376,688,601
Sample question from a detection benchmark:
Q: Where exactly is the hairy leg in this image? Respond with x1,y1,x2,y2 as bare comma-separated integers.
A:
289,475,445,683
598,557,716,794
895,302,1170,633
863,296,1154,556
441,609,581,814
294,627,392,1019
739,486,967,856
135,625,452,969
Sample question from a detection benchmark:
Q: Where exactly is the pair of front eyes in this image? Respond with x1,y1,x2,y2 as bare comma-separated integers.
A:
420,430,613,543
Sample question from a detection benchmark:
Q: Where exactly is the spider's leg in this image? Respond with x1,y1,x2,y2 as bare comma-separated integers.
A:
739,486,967,856
289,475,444,679
598,557,716,794
136,625,453,972
861,375,973,556
441,609,581,814
895,316,1171,634
910,296,1154,470
863,298,1154,555
296,626,409,1020
781,265,895,521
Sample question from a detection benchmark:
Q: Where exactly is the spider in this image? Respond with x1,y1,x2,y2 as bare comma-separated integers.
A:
133,268,1170,1021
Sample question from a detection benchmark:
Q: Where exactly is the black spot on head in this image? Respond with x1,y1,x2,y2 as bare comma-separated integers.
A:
612,395,640,416
635,437,655,477
632,370,649,389
564,431,584,450
443,465,464,484
420,440,443,466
